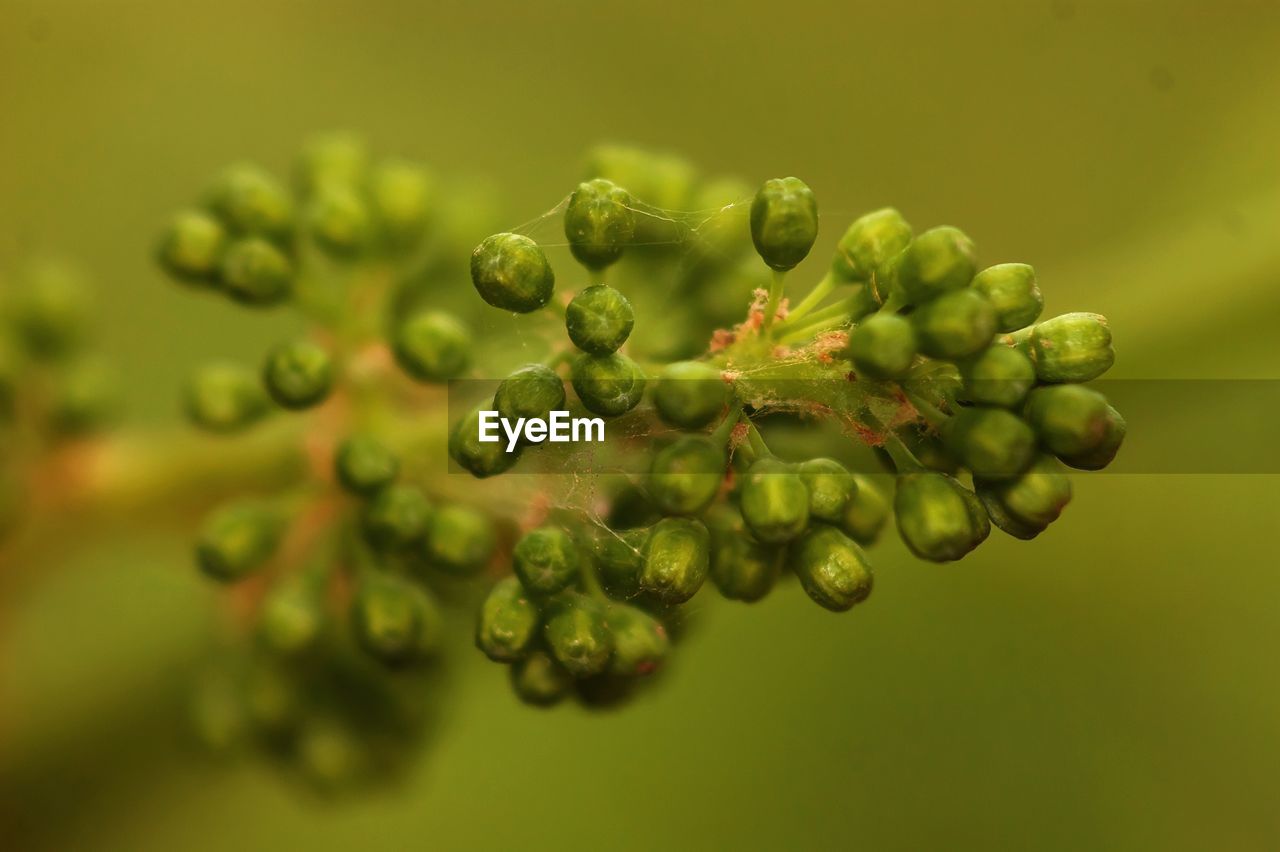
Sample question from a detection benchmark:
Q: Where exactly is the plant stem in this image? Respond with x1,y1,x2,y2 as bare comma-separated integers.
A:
785,271,837,323
710,403,745,446
761,269,787,335
866,416,924,473
903,389,950,430
744,419,772,458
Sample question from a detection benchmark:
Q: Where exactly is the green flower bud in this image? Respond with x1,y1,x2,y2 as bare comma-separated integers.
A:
392,311,472,382
640,517,710,604
976,455,1072,540
652,361,727,430
12,261,90,359
896,226,977,303
647,435,726,516
261,340,333,410
258,574,325,656
449,405,522,478
565,284,634,355
294,132,369,194
960,345,1035,408
494,363,566,423
1028,312,1115,383
49,357,117,436
706,504,779,603
195,501,282,581
470,233,555,313
205,164,293,240
475,576,539,662
513,526,579,596
218,238,293,306
334,435,399,495
361,484,432,552
370,159,433,249
1024,385,1126,469
156,209,226,284
305,184,373,257
971,263,1043,332
510,650,574,706
423,505,494,574
543,593,614,677
184,363,270,432
847,313,917,379
563,178,636,270
797,457,856,523
606,604,669,676
593,527,650,599
840,474,890,545
911,289,997,360
1059,412,1125,471
943,406,1036,481
894,472,990,562
831,207,913,283
585,145,695,232
739,457,810,544
788,524,874,612
294,714,367,792
350,572,427,664
750,177,818,272
570,352,646,417
686,177,752,266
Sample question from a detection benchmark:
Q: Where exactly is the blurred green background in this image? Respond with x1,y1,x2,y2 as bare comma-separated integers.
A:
3,0,1279,849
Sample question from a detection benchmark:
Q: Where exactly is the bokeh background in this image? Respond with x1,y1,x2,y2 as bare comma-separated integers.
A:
3,0,1280,849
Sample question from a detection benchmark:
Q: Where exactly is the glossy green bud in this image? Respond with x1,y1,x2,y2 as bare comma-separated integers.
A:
475,576,540,662
370,159,433,249
960,345,1035,408
305,184,373,257
585,145,695,233
205,164,293,240
218,238,293,306
494,363,566,423
392,311,472,382
156,209,226,283
797,457,856,523
565,284,635,354
513,526,579,596
647,435,726,516
258,574,325,656
49,357,117,435
449,405,522,478
788,524,874,612
564,178,636,270
593,527,650,599
544,593,614,677
971,263,1043,332
894,472,990,562
750,177,819,271
12,261,90,359
652,361,727,430
423,505,495,574
470,233,555,313
570,352,645,417
641,517,710,604
195,501,282,581
294,132,369,194
831,207,913,283
1059,412,1125,471
184,363,270,432
976,455,1072,540
840,474,890,545
912,289,997,360
1024,385,1126,469
261,340,333,410
511,650,574,706
350,572,427,664
606,604,669,676
943,406,1036,480
740,457,810,544
896,226,977,303
706,504,779,603
334,435,399,495
847,313,917,379
361,484,432,551
1028,312,1115,383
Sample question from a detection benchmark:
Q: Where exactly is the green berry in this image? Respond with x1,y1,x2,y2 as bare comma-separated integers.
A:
651,361,727,430
647,435,725,516
911,288,997,360
294,132,369,194
156,209,226,283
195,501,282,582
566,284,634,354
831,207,913,283
1028,312,1115,383
896,226,977,303
563,178,636,270
840,474,890,545
470,233,555,313
423,505,494,574
605,605,669,677
258,575,325,656
976,455,1072,540
333,435,399,495
570,352,645,417
261,340,333,410
960,345,1035,408
788,524,874,612
510,651,574,706
475,576,540,662
49,357,117,436
370,159,433,249
739,457,810,544
392,311,472,382
640,517,710,604
894,472,990,562
205,164,293,240
971,263,1043,332
706,505,779,603
750,177,819,271
305,183,373,257
585,145,695,236
361,484,432,551
797,457,856,523
942,407,1036,481
513,526,579,596
847,313,917,379
1024,385,1125,469
218,238,293,306
184,363,270,432
350,572,427,664
543,593,614,677
12,262,90,359
449,405,522,478
593,527,650,599
494,364,566,423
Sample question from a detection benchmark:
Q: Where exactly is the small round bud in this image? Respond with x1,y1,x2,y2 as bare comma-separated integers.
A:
1024,385,1125,469
258,575,324,656
831,207,913,283
449,405,522,478
565,284,635,354
334,435,399,495
563,178,636,270
218,238,293,306
640,517,710,604
305,184,373,257
739,457,810,544
543,593,614,677
570,353,646,417
788,524,874,612
205,164,293,240
706,505,779,603
12,261,90,359
593,527,650,599
911,289,997,360
750,177,819,271
894,472,990,562
976,455,1072,540
896,226,977,303
475,576,539,662
370,159,433,249
156,210,226,283
797,457,856,524
184,363,270,432
847,313,917,379
350,572,427,664
470,233,555,313
652,361,728,430
195,501,282,581
49,357,117,436
971,263,1043,332
647,435,726,516
392,311,472,382
605,604,669,677
513,526,579,596
423,505,495,574
294,132,369,194
942,407,1036,481
1028,312,1115,383
686,177,752,267
361,484,432,552
495,364,566,423
840,474,890,545
294,715,367,791
510,651,574,706
960,345,1035,408
261,340,333,410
